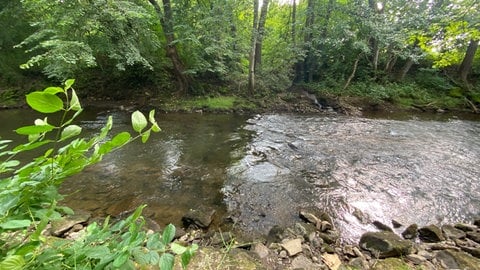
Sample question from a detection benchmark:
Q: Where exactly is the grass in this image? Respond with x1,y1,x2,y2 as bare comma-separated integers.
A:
163,96,257,112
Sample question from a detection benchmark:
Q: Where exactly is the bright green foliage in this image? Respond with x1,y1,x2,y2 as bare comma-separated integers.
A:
0,80,195,269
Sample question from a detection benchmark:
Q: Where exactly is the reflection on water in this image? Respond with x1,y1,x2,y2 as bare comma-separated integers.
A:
1,109,479,243
224,114,480,242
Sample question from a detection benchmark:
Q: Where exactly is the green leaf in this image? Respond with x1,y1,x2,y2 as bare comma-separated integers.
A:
112,251,129,268
15,124,55,135
43,87,64,95
151,123,161,133
146,233,164,250
69,89,82,111
26,92,64,113
85,246,111,259
111,132,131,147
181,247,197,269
0,255,25,270
2,160,20,168
162,224,176,245
141,130,150,143
148,110,156,123
12,140,52,152
170,242,187,255
64,79,75,90
0,219,31,229
158,253,174,270
60,125,82,141
131,110,147,133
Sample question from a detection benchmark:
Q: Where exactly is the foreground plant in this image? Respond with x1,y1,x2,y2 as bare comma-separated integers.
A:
0,79,196,269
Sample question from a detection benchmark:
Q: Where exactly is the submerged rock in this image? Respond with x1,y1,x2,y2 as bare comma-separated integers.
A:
181,207,216,229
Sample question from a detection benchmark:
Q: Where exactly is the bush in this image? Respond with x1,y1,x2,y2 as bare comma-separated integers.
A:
0,80,196,269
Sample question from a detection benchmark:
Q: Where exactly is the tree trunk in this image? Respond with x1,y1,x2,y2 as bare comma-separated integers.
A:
396,57,414,81
248,0,259,94
458,39,479,84
254,0,270,72
148,0,189,94
291,0,296,45
303,0,315,82
343,54,361,90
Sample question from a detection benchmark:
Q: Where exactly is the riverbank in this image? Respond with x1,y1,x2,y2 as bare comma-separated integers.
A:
52,205,480,269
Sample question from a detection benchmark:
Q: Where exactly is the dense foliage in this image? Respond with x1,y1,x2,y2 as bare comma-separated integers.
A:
0,80,196,269
0,0,479,106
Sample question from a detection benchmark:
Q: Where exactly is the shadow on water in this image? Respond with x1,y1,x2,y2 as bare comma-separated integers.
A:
1,109,480,243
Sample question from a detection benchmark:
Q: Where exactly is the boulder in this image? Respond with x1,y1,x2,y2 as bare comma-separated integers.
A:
454,223,477,232
418,225,445,242
373,220,393,232
359,231,413,258
401,223,418,240
435,249,480,269
466,231,480,244
280,238,303,256
181,207,216,229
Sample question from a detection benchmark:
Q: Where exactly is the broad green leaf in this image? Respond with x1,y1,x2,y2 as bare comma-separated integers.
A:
43,87,64,95
0,255,25,270
162,224,176,245
0,219,31,229
85,246,111,259
112,251,129,268
131,110,147,133
26,92,64,113
2,160,20,168
0,195,19,216
158,253,174,270
181,246,197,269
170,242,187,254
69,89,81,111
12,140,53,152
64,79,75,90
15,124,55,135
60,125,82,141
141,130,150,143
149,110,156,123
146,233,165,250
111,132,131,147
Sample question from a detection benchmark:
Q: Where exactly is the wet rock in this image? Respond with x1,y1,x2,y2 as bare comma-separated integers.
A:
266,225,284,244
371,257,410,270
280,238,303,256
319,220,333,232
401,223,418,239
299,208,321,225
359,231,413,258
435,249,480,269
466,231,480,244
373,220,393,232
391,219,403,228
181,207,216,229
474,218,480,227
318,231,339,244
406,254,427,264
252,243,270,259
50,211,91,237
418,225,445,242
321,253,341,270
454,223,477,232
352,208,370,224
459,246,480,258
343,245,356,257
442,224,466,240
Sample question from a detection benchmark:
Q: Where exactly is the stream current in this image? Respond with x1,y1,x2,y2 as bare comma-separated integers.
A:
1,109,479,243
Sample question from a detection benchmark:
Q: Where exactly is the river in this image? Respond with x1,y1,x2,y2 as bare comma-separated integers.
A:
1,109,479,243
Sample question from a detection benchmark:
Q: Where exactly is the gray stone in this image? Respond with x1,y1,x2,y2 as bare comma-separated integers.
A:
406,254,427,264
318,231,339,244
299,209,321,225
281,238,303,256
442,224,466,240
252,243,270,259
181,207,216,229
391,219,403,228
320,220,333,232
291,254,319,270
50,211,90,236
373,220,393,232
459,246,480,258
359,231,413,258
401,223,418,239
419,225,445,242
435,249,480,269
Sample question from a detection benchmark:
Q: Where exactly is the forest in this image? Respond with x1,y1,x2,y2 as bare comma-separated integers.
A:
0,0,479,111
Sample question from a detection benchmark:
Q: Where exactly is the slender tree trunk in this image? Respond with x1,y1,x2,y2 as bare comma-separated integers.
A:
458,39,479,84
343,54,361,90
254,0,270,72
291,0,296,45
248,0,259,94
148,0,189,94
396,57,414,81
303,0,315,82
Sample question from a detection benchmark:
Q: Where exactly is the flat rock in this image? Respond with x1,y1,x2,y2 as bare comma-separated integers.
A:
291,254,320,270
280,238,303,256
359,231,413,258
466,231,480,244
321,253,341,270
435,249,480,269
454,223,477,232
50,211,91,236
442,224,466,240
252,243,270,259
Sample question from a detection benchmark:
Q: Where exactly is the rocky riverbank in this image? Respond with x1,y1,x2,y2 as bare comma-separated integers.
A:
52,206,480,270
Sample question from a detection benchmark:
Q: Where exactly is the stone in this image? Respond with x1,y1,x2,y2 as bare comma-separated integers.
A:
406,254,427,264
349,257,369,270
299,209,321,225
294,222,308,237
359,231,413,258
371,258,410,270
459,246,480,258
321,253,341,270
442,224,466,240
281,238,303,256
435,249,480,269
181,207,216,229
401,223,418,239
291,254,320,270
318,231,339,244
467,231,480,244
50,211,90,237
391,219,403,228
373,220,393,232
454,223,477,232
267,225,284,244
474,218,480,227
343,245,356,257
418,225,445,242
320,221,333,232
252,243,270,259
